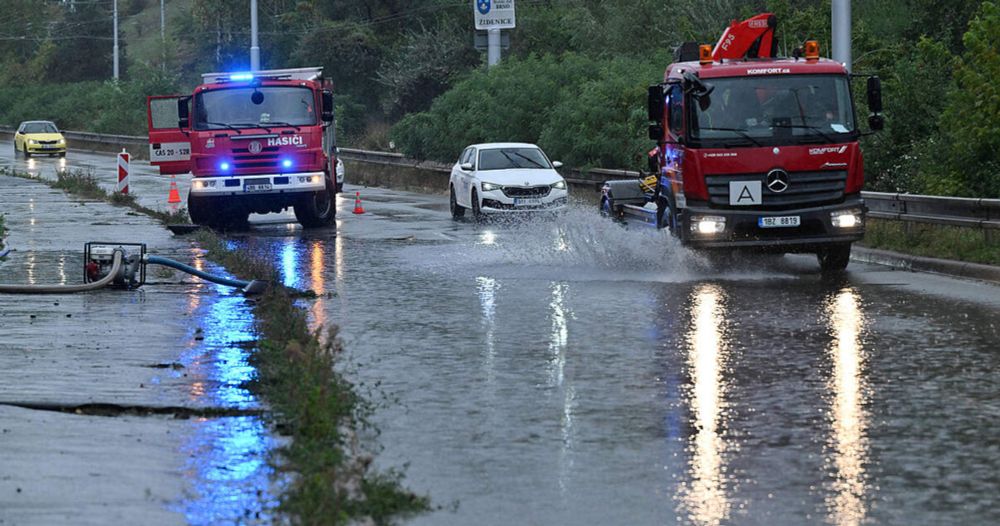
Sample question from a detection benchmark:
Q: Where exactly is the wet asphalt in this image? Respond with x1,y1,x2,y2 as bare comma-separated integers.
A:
3,145,1000,524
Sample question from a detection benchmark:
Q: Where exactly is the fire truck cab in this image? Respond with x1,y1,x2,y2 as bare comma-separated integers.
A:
602,14,884,271
147,67,339,229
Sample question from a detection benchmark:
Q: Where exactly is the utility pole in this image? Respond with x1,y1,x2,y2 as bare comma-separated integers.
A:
487,29,501,67
160,0,166,70
250,0,260,71
832,0,852,72
113,0,119,80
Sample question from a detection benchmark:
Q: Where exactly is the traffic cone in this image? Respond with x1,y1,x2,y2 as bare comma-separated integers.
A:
352,191,365,214
167,175,182,204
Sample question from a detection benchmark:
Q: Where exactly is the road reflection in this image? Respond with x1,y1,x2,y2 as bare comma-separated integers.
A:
547,282,576,496
826,288,870,526
174,251,277,523
677,284,731,526
477,276,499,385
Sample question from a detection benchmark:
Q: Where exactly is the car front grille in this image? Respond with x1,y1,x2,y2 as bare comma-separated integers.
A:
502,185,551,198
705,170,847,210
38,140,59,145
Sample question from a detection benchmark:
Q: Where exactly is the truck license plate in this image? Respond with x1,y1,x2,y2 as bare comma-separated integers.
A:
514,198,542,206
758,216,801,228
244,178,272,193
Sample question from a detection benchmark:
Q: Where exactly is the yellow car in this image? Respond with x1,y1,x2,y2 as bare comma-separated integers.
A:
14,121,66,158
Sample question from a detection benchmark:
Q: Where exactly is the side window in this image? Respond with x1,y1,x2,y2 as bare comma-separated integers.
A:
668,84,684,136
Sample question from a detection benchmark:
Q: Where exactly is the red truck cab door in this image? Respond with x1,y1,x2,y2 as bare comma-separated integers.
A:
147,95,192,175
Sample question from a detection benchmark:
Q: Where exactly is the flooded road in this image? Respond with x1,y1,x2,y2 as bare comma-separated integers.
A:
5,144,998,524
237,187,1000,525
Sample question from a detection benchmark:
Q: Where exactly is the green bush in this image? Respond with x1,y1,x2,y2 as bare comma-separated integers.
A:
391,53,663,170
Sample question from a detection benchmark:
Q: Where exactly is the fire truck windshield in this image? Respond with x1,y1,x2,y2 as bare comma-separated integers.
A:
193,86,317,130
690,74,856,146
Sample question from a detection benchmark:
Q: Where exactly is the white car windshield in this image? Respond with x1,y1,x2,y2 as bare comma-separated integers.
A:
22,122,58,133
478,148,552,170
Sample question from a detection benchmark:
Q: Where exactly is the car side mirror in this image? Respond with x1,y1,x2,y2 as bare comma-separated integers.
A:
321,90,335,123
552,161,563,169
177,97,190,129
868,114,885,131
461,162,474,171
647,85,664,122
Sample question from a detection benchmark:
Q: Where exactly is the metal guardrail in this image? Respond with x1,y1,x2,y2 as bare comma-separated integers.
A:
2,126,995,231
862,191,1000,230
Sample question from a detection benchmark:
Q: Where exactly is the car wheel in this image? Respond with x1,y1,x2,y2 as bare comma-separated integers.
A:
58,151,66,158
294,177,336,228
817,244,852,273
187,194,212,226
23,147,30,159
450,185,465,219
471,188,483,220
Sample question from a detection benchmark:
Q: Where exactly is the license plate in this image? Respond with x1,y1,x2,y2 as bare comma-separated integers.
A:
244,183,272,193
514,198,542,206
758,216,801,228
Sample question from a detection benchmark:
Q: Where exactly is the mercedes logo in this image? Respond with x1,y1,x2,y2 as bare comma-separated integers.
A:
766,169,789,193
248,141,263,154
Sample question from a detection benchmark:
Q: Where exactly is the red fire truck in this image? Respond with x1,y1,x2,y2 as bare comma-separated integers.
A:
601,14,884,271
147,67,339,229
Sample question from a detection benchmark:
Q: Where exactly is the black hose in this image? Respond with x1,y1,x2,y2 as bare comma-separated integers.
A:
146,255,266,294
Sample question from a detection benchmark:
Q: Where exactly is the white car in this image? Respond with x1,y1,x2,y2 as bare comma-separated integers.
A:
449,143,568,218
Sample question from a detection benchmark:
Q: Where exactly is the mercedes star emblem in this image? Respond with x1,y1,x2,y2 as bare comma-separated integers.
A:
766,169,790,193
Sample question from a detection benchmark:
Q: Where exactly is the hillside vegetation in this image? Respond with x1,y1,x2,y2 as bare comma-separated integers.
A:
0,0,997,196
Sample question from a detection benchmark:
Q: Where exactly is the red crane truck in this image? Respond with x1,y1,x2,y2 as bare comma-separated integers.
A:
601,14,884,271
147,67,339,229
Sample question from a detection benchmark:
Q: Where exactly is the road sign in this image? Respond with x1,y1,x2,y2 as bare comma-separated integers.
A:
117,149,130,194
474,0,515,30
475,30,510,51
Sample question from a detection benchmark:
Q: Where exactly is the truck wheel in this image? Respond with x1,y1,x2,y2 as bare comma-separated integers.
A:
817,244,852,272
294,178,336,228
450,185,465,219
187,195,213,226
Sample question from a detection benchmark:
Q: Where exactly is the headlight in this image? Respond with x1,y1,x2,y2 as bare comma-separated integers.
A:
831,209,863,228
551,179,567,190
194,180,217,189
481,182,502,192
58,138,66,144
691,216,726,235
28,139,38,145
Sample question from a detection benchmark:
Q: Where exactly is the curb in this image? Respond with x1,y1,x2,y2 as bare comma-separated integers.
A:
852,246,1000,284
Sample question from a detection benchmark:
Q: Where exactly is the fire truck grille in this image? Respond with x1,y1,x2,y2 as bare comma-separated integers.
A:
233,153,279,170
705,170,847,210
232,146,280,154
501,186,551,198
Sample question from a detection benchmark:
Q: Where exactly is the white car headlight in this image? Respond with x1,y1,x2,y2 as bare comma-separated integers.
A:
28,139,38,145
58,138,65,144
481,182,502,192
551,179,567,190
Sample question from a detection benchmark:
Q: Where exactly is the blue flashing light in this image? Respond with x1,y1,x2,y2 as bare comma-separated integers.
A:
220,161,231,171
229,73,254,81
281,159,293,169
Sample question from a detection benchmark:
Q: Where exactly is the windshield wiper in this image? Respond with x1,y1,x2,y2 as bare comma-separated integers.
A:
263,121,302,132
202,121,245,134
771,123,838,143
698,127,763,147
511,152,545,168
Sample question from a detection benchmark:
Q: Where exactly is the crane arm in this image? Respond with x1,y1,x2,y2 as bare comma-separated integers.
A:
712,13,778,61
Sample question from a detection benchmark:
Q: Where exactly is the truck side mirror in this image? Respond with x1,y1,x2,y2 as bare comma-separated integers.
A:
648,123,664,141
177,97,190,129
868,114,885,131
321,90,335,123
866,76,883,114
647,85,664,122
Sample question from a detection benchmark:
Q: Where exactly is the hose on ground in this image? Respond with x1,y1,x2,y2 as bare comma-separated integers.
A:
0,249,124,294
145,255,267,294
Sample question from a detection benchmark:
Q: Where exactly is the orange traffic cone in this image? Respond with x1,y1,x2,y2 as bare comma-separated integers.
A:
167,175,182,204
352,192,365,214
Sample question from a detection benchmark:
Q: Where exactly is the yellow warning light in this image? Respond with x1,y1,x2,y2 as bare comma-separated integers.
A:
699,44,713,65
805,40,820,60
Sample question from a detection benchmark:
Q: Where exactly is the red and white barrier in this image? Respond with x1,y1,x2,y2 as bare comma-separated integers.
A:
117,149,130,194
